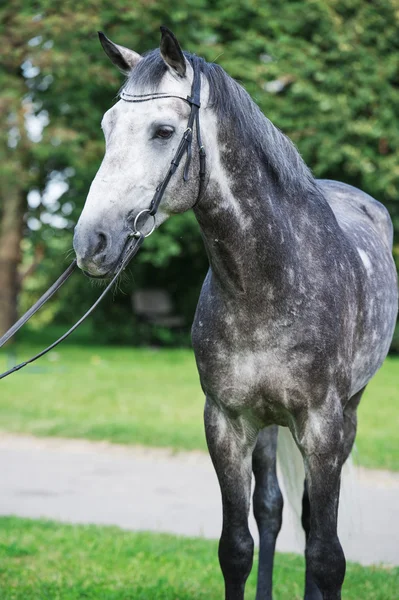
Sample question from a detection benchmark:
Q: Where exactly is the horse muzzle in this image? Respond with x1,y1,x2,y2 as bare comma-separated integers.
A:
73,224,128,279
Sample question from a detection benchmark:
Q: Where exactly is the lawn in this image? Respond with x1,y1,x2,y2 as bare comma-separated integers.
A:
0,516,397,600
0,343,397,470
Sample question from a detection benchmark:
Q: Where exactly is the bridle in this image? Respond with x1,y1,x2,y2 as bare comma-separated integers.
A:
121,55,206,229
0,57,206,380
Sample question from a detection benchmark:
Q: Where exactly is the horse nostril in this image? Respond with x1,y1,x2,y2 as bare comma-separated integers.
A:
93,232,108,257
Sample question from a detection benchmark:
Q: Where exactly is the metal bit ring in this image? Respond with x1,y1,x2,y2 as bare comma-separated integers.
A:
130,209,156,238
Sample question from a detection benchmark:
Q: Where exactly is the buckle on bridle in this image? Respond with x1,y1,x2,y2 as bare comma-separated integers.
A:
129,209,156,238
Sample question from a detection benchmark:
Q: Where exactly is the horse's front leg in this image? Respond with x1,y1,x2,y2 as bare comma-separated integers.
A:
205,397,259,600
294,400,346,600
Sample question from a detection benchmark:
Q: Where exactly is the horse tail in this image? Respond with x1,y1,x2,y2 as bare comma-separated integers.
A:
276,426,305,523
276,426,361,550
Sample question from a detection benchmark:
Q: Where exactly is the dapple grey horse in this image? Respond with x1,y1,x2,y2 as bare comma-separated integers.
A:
73,28,398,600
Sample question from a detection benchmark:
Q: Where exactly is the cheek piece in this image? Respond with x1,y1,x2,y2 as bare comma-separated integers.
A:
0,56,206,380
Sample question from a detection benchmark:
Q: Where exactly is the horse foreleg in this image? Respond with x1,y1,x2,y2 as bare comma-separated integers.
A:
204,397,258,600
252,425,283,600
294,402,346,600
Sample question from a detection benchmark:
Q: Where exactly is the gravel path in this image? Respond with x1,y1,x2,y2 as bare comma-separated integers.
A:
1,433,398,566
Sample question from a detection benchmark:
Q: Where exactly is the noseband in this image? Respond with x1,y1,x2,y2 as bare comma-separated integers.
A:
0,58,206,379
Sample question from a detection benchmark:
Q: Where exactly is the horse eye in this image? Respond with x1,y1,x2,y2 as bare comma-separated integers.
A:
155,126,174,139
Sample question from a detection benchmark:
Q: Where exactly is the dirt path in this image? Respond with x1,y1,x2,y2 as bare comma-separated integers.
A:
1,433,398,566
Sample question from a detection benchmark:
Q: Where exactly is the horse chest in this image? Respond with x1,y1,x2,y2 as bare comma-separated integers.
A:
192,316,303,419
192,291,352,421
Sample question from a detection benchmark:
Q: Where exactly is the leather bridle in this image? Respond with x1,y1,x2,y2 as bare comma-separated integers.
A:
121,55,206,225
0,57,206,380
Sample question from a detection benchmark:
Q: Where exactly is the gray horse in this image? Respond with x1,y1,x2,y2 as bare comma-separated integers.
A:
73,28,398,600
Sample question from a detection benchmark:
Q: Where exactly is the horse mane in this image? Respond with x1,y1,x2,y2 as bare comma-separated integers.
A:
123,49,317,196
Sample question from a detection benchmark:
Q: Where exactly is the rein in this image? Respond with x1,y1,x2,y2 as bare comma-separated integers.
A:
0,57,205,380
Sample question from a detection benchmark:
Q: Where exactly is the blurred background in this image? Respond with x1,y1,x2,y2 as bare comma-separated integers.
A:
1,0,398,349
1,3,399,597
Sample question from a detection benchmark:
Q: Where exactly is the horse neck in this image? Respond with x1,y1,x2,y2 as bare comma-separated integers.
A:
193,139,325,299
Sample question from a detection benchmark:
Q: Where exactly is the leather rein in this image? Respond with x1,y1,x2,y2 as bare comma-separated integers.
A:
0,57,206,380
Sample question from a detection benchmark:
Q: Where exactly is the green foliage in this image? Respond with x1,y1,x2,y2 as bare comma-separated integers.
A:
1,1,398,343
0,343,398,470
1,517,398,599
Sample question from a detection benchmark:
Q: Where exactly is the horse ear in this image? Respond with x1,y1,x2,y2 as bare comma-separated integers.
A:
159,26,186,77
98,31,141,75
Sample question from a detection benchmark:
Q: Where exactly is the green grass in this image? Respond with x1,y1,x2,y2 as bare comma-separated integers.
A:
356,356,399,471
0,517,397,599
0,344,398,470
0,345,206,451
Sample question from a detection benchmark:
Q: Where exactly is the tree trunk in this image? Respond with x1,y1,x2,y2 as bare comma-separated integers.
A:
0,185,25,338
